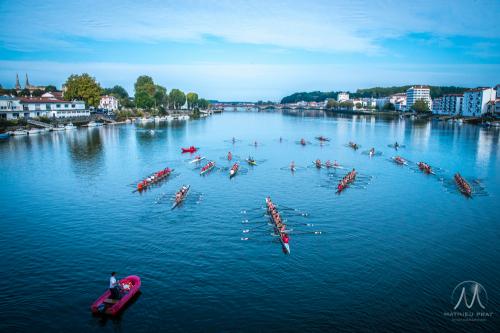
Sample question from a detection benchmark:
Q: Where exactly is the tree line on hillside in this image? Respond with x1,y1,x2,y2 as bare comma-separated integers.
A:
63,74,210,112
281,86,470,103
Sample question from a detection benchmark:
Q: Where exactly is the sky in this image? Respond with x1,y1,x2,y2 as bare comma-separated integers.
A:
0,0,499,101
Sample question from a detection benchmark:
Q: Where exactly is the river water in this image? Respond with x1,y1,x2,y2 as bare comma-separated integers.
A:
0,111,499,332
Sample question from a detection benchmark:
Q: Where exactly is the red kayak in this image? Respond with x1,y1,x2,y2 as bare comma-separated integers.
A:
181,146,198,153
90,275,141,316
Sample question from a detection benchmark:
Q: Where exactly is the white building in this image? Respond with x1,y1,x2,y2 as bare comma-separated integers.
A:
406,86,431,111
0,96,24,120
432,97,443,114
461,87,495,117
440,94,463,115
337,92,349,102
99,95,119,111
20,98,88,119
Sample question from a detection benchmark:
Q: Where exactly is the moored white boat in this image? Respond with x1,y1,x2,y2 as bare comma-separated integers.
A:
52,125,66,131
86,121,103,127
166,115,174,121
65,123,76,130
12,129,28,136
27,128,43,135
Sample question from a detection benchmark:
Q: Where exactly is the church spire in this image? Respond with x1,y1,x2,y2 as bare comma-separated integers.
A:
25,73,30,89
15,73,21,90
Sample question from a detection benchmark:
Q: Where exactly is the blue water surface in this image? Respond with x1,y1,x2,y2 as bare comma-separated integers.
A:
0,112,499,332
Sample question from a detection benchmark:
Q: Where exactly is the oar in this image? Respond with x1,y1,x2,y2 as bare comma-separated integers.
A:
242,224,270,233
287,231,323,235
282,220,314,227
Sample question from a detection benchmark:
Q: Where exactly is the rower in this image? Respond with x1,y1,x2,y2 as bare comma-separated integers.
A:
228,151,232,160
282,234,289,244
290,160,295,170
325,160,331,168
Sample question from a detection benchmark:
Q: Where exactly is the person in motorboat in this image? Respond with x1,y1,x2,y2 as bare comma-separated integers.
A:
109,272,121,299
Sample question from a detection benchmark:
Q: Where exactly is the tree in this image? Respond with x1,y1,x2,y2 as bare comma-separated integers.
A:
32,89,44,97
186,92,199,109
326,99,338,109
44,85,57,92
135,91,155,109
103,85,129,99
340,101,354,109
411,100,430,113
198,98,209,109
355,102,362,109
134,75,155,96
169,89,186,109
19,88,31,97
64,73,102,107
154,85,167,108
383,102,395,111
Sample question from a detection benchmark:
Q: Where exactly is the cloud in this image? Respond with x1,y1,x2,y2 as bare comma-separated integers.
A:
1,60,498,101
1,0,498,54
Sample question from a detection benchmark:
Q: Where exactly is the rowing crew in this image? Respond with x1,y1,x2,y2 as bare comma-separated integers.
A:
230,163,239,178
337,168,357,192
137,167,171,191
314,159,340,169
173,185,189,208
394,156,406,165
454,173,472,196
418,162,432,174
349,141,359,150
266,197,290,245
200,161,215,174
247,157,257,165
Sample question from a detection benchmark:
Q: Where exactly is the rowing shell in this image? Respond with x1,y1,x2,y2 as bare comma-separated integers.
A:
229,163,239,178
171,185,190,209
189,156,205,164
133,169,173,193
200,162,215,175
265,197,290,254
246,159,257,166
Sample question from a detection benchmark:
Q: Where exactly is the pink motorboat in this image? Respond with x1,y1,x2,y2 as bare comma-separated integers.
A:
90,275,141,316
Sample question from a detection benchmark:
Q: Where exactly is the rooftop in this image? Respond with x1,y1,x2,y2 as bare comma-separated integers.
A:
19,97,84,104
